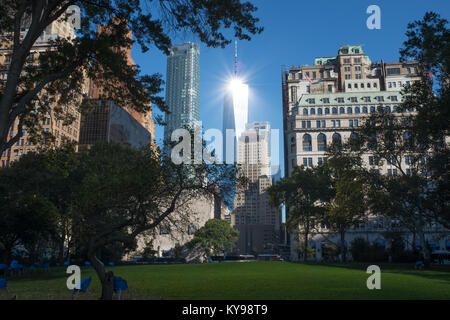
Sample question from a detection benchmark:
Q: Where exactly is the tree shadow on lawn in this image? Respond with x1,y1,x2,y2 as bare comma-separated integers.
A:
294,261,450,284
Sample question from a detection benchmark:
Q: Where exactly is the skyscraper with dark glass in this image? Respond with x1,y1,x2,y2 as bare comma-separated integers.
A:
164,42,200,147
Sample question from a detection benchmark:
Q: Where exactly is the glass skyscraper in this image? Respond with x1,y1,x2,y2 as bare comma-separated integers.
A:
222,79,248,163
164,42,200,145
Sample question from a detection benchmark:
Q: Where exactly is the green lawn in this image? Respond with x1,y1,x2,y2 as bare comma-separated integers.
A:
2,261,450,300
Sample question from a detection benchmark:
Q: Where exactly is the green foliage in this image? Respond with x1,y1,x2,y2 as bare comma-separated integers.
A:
0,193,59,262
296,241,315,259
321,243,339,262
188,219,239,256
268,165,333,261
350,238,388,262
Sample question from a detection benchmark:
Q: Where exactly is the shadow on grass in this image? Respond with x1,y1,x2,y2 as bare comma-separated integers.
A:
288,261,450,284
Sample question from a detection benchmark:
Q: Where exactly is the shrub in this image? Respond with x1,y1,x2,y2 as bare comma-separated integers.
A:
350,238,388,262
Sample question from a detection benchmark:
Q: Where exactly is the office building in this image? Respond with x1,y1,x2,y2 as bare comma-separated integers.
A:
233,122,280,254
1,19,84,168
281,45,447,260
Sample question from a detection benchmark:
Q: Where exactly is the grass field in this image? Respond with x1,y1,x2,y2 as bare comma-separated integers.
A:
2,261,450,300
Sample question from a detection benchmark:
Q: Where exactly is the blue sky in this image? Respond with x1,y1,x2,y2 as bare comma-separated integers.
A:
132,0,450,177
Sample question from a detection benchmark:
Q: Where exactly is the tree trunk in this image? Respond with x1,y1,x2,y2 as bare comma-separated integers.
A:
416,225,431,267
340,231,346,262
101,271,115,300
303,220,309,262
88,251,114,300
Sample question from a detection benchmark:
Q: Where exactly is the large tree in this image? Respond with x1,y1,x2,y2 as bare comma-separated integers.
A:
70,142,236,299
268,165,334,261
0,0,263,154
0,144,80,262
323,165,367,262
187,219,239,260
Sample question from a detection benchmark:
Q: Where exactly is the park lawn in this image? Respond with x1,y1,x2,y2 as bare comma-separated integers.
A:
2,261,450,300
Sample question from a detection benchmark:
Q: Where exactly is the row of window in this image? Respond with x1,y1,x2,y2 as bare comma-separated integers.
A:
300,157,328,167
300,119,359,129
369,155,429,166
299,133,341,152
344,66,362,72
300,105,413,116
347,81,378,89
305,95,397,105
388,80,413,88
344,73,362,79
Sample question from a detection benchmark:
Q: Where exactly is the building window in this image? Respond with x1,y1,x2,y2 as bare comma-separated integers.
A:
318,133,327,151
303,108,308,116
349,120,354,127
337,98,344,103
336,120,341,127
363,106,368,113
347,107,353,114
332,107,337,114
355,107,360,114
316,120,321,128
332,133,342,148
370,106,376,113
308,158,313,167
290,86,297,102
302,121,306,128
310,108,315,115
307,121,311,128
303,158,307,166
160,223,171,235
318,108,323,115
325,108,330,114
339,107,345,114
331,120,335,128
303,134,312,151
387,68,401,75
323,98,330,104
328,85,332,92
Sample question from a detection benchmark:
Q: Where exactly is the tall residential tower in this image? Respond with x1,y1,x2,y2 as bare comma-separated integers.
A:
164,42,200,146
